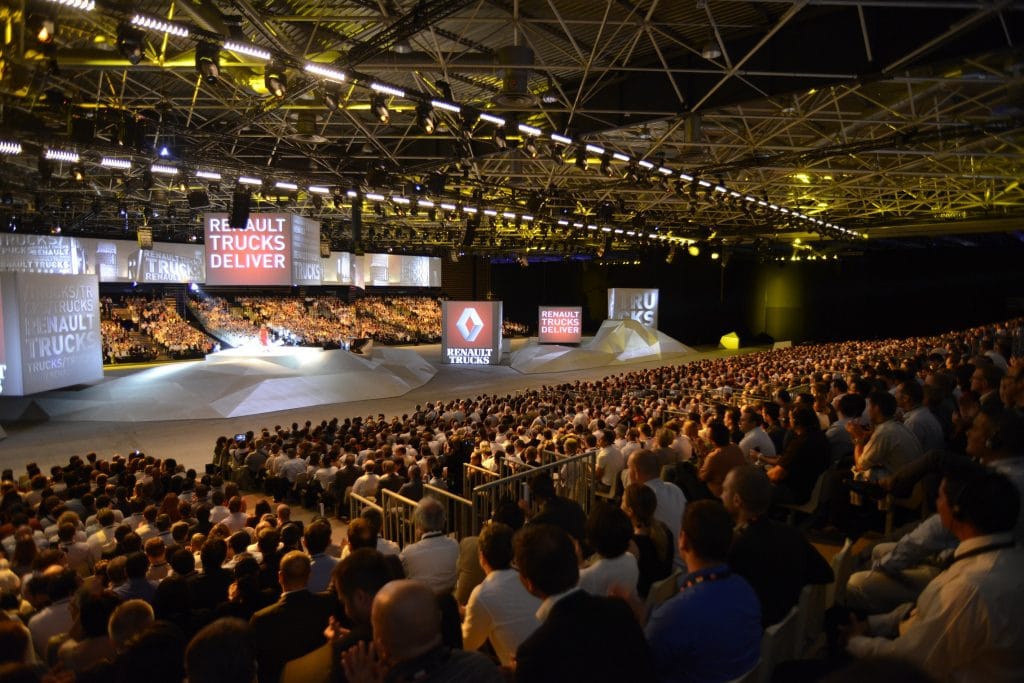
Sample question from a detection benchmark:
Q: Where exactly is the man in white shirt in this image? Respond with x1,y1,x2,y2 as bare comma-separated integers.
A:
594,429,624,495
627,449,686,567
462,522,541,666
736,408,776,461
847,465,1024,683
400,497,458,595
351,462,380,499
27,567,78,658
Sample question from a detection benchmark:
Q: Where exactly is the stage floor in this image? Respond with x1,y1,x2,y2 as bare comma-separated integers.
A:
0,342,763,472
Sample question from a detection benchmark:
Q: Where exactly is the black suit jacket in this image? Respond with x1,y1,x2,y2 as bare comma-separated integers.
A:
729,517,834,626
250,589,334,683
515,590,652,683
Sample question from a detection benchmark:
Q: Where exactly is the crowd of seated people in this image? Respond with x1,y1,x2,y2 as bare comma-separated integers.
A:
99,319,157,365
1,317,1021,682
125,298,216,360
503,320,530,337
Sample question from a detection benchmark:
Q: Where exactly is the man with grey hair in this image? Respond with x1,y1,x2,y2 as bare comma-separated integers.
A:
399,497,459,594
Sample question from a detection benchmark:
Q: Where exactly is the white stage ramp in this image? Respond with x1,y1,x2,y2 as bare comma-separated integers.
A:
0,346,435,422
511,319,695,374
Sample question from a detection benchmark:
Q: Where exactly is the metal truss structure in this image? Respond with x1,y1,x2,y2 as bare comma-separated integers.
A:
0,0,1022,261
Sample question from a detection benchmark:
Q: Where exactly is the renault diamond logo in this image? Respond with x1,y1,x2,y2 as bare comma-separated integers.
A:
455,307,484,342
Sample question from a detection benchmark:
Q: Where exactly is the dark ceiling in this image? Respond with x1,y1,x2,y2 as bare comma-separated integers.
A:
0,0,1022,261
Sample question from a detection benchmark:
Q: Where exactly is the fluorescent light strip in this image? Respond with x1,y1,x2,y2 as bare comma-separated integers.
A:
519,124,541,136
502,212,516,219
275,182,298,191
648,233,658,239
478,113,506,127
745,195,758,202
131,14,189,38
573,222,584,228
698,180,712,187
0,141,22,155
100,157,131,170
238,176,262,185
463,207,478,214
224,41,271,61
658,167,673,175
612,153,630,162
769,204,779,210
678,173,693,182
549,133,572,145
601,227,612,232
304,63,346,83
483,209,497,216
346,189,358,198
779,207,789,213
196,170,221,180
714,186,728,193
730,191,741,198
587,225,598,231
557,220,569,226
439,202,457,211
522,215,533,221
585,144,605,155
637,160,654,170
626,231,635,236
47,0,96,10
151,164,178,175
308,186,330,194
613,228,623,234
365,193,385,201
391,196,410,205
431,100,461,113
45,148,79,163
416,200,434,207
370,83,405,98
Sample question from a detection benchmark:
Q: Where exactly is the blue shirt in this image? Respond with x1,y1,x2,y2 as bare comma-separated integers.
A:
645,564,761,683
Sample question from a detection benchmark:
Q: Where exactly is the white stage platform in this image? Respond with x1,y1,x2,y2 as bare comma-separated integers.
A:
510,319,695,374
0,346,435,422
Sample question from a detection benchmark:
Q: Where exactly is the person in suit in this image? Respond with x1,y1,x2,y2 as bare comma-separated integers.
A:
513,524,653,683
282,549,399,683
250,550,334,683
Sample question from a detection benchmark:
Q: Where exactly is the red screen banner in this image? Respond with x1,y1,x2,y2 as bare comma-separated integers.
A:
204,213,292,286
441,301,502,364
538,306,582,344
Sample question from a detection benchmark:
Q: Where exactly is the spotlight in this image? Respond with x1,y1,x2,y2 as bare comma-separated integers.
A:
600,154,614,177
116,23,145,65
687,244,700,257
710,250,720,260
322,88,342,112
701,39,722,60
70,165,84,182
665,246,677,264
415,103,435,134
30,15,56,44
493,127,508,150
195,42,220,83
523,137,539,158
574,148,588,170
624,163,640,183
265,62,288,98
371,94,390,124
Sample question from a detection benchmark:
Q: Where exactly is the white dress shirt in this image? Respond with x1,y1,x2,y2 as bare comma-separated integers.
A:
579,552,639,597
462,568,541,666
848,533,1024,683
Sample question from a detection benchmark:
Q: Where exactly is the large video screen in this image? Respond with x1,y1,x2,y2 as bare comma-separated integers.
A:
441,301,503,365
0,272,103,395
538,306,583,344
204,213,293,286
607,288,659,329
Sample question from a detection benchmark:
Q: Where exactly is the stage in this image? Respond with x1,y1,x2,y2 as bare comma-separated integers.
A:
0,338,763,472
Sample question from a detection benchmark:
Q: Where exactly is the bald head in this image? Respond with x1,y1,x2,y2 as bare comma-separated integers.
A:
371,580,442,666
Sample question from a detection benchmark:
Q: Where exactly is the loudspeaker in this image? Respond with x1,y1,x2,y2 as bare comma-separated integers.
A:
462,213,480,247
229,190,250,229
187,190,210,208
351,200,362,245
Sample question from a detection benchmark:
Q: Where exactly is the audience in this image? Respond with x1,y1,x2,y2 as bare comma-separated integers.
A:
0,315,1020,683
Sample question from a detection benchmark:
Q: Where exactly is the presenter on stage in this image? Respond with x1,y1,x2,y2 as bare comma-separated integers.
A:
259,324,270,349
